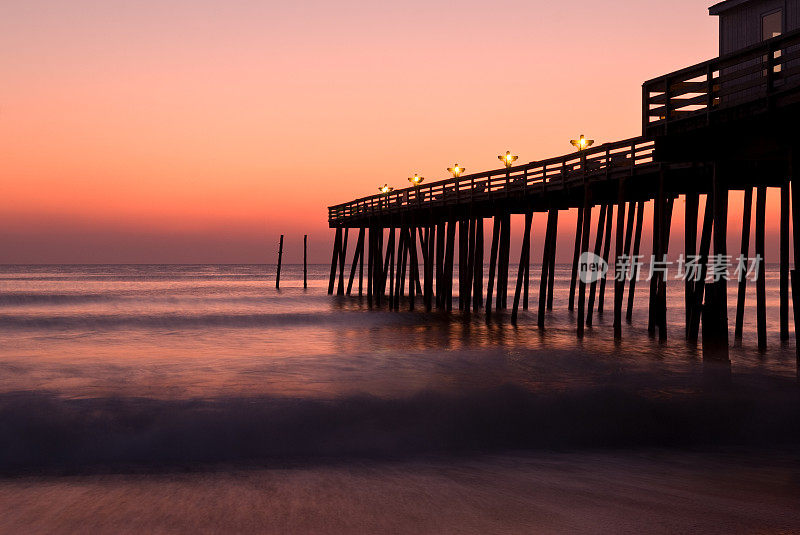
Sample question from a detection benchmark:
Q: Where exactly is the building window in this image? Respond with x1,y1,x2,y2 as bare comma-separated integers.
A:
762,10,782,40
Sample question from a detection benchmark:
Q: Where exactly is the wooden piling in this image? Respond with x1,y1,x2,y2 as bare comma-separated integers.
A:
688,195,715,343
436,222,445,309
577,193,593,337
684,193,699,337
780,181,790,341
546,210,559,311
346,228,365,296
497,214,511,310
473,218,484,311
466,217,477,311
708,165,729,353
328,228,342,295
303,235,307,289
734,188,752,340
444,219,456,312
598,203,614,315
276,234,284,290
367,228,374,306
613,181,627,339
486,216,501,318
587,204,607,327
512,211,533,324
337,229,348,296
539,209,557,328
409,227,419,310
458,219,468,310
756,186,767,350
626,201,645,323
568,207,584,311
523,214,531,311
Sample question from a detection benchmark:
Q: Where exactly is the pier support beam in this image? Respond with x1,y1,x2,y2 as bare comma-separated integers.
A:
598,203,614,315
347,228,365,296
547,210,559,311
328,228,342,295
613,183,628,339
337,229,349,296
587,204,607,327
627,201,645,323
512,211,533,324
568,207,584,311
539,209,558,328
473,218,484,312
703,166,729,358
688,195,714,344
685,193,699,337
734,188,753,341
577,192,593,337
486,215,501,319
780,181,790,341
756,186,767,350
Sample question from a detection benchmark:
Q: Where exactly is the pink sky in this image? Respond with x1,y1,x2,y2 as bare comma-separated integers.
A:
2,1,760,263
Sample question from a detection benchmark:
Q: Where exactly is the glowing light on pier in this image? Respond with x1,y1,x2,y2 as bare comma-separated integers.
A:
408,174,425,186
571,135,594,151
448,164,465,178
379,184,394,195
499,152,518,168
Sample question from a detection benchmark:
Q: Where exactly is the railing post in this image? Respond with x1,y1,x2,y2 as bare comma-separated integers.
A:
706,62,714,126
663,74,671,135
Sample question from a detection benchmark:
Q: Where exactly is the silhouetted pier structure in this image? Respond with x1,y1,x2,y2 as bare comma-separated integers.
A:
326,11,800,369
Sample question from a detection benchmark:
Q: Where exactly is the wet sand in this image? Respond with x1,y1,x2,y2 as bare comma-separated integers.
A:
2,451,799,534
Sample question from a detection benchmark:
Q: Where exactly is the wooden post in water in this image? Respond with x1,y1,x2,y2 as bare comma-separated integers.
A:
613,181,627,339
792,155,800,371
688,195,715,344
539,209,557,328
627,201,645,323
685,193,699,337
347,228,365,296
577,192,593,337
546,210,559,311
657,198,674,341
568,208,584,311
444,219,456,312
756,186,767,350
497,214,511,310
598,203,614,315
512,211,533,324
409,226,419,311
704,165,729,356
328,229,341,295
436,222,445,309
734,188,753,341
337,229,349,296
367,228,374,306
523,213,531,311
303,235,307,289
276,234,284,290
466,217,477,311
780,181,790,341
587,204,607,326
486,215,501,319
473,218,484,312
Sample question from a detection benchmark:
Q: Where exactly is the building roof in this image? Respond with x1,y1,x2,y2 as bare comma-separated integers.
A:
709,0,758,15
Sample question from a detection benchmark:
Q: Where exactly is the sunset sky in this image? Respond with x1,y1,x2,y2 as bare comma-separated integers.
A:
3,0,780,264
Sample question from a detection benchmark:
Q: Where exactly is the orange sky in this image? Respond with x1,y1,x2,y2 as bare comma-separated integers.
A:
4,0,781,263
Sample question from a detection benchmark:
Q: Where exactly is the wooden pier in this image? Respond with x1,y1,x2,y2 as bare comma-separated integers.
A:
326,27,800,368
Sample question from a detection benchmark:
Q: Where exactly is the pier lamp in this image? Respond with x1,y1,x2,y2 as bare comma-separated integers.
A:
379,184,394,195
499,151,518,168
447,164,465,178
570,135,594,151
408,173,425,187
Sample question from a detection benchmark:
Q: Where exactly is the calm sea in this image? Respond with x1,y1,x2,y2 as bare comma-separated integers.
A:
0,263,799,472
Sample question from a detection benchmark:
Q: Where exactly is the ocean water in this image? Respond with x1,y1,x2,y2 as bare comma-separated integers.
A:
2,264,800,532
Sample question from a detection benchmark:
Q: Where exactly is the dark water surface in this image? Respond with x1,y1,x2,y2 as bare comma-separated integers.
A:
2,264,800,532
1,264,798,468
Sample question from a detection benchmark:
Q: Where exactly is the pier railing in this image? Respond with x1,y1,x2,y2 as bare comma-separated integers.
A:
643,28,800,138
328,137,654,225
